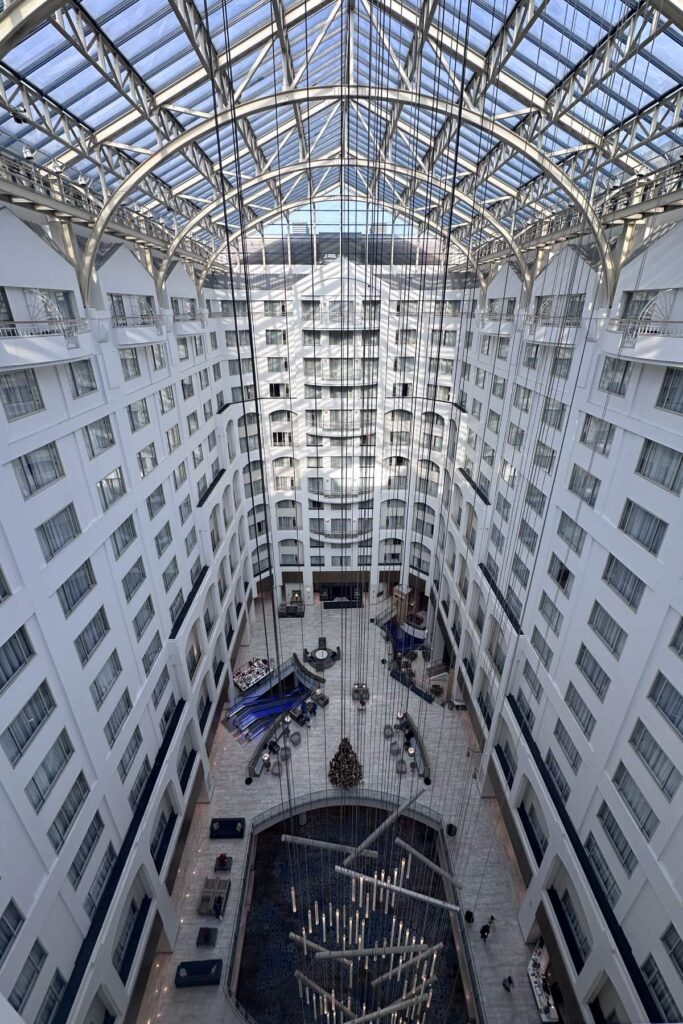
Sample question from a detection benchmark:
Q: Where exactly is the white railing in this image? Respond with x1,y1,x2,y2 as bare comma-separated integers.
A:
111,313,166,334
0,317,88,344
525,314,583,329
607,317,683,341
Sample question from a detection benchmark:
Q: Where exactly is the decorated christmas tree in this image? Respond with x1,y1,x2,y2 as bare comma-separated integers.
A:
329,737,364,789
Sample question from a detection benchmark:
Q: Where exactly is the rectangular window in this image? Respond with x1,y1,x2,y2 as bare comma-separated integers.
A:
129,756,151,811
649,671,683,739
525,481,546,516
0,368,43,419
25,729,73,811
642,954,681,1023
159,385,175,414
151,665,170,708
57,559,96,616
9,940,46,1012
0,626,34,694
548,552,573,595
154,522,172,557
104,689,132,747
662,924,683,984
90,650,122,709
137,443,158,477
534,441,555,472
84,844,115,920
619,499,667,555
122,557,146,603
636,439,683,494
523,660,542,700
127,398,150,432
613,761,659,839
565,683,595,738
166,425,181,453
119,347,140,380
512,553,530,588
599,355,631,396
545,748,570,803
531,627,553,670
598,801,637,876
1,681,55,765
111,515,136,559
580,414,615,456
142,632,162,675
513,383,532,412
540,591,563,635
519,518,538,554
179,495,192,523
558,511,585,554
671,618,683,660
173,461,187,490
13,442,64,498
151,343,166,370
541,397,566,429
162,557,179,592
146,484,165,519
589,601,627,658
496,493,510,521
47,772,89,851
0,900,24,967
576,643,611,699
568,464,600,507
74,607,109,665
83,415,115,459
67,359,97,398
118,726,142,781
656,366,683,413
630,720,681,799
553,719,581,773
97,467,126,510
584,833,621,907
132,596,154,640
37,503,81,560
68,812,104,888
602,554,645,609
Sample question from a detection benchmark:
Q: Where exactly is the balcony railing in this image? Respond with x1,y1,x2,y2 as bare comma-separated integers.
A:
173,309,204,324
525,314,583,330
480,310,515,325
302,311,380,327
309,483,373,498
310,524,373,539
111,313,165,334
0,317,88,343
607,317,683,341
116,895,151,984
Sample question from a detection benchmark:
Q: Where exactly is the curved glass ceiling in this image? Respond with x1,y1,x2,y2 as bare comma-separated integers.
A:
1,0,682,260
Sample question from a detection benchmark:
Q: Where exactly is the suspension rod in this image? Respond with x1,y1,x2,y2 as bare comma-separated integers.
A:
371,943,443,987
334,866,460,913
282,834,379,859
294,971,356,1019
394,838,460,888
344,993,430,1024
342,789,425,867
314,943,428,961
289,932,352,967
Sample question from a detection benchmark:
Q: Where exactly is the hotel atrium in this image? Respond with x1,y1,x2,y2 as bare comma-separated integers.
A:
0,0,683,1022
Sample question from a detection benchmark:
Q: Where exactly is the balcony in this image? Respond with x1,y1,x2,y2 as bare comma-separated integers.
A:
547,887,587,973
116,895,151,984
524,314,583,344
606,317,683,364
309,483,374,499
0,317,88,368
179,749,197,793
110,312,166,346
173,309,204,326
310,524,373,540
517,803,546,867
152,812,178,873
302,310,379,328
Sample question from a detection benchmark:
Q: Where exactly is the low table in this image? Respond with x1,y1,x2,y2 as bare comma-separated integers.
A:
210,817,245,839
175,959,222,988
312,647,330,666
197,927,218,948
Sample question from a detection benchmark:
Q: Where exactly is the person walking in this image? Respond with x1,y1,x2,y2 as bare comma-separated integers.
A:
502,976,515,992
488,915,496,929
480,923,490,942
213,896,223,921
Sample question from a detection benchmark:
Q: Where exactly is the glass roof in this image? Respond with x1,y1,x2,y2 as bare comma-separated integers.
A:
1,0,682,263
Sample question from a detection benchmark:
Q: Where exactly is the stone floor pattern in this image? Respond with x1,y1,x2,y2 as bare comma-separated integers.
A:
136,598,539,1024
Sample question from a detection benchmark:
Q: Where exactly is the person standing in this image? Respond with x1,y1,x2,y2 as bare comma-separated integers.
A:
480,923,490,941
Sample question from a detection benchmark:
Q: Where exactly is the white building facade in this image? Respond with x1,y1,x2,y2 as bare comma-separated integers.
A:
0,194,681,1024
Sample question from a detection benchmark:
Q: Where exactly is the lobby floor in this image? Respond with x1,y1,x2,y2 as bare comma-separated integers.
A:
136,598,538,1024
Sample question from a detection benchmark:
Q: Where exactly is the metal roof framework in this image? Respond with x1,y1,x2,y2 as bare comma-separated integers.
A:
1,0,683,291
